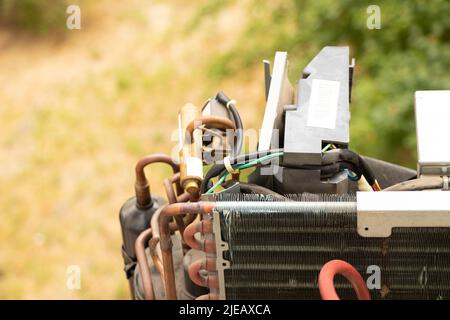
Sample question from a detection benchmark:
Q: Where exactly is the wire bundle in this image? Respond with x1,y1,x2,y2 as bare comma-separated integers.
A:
202,147,382,194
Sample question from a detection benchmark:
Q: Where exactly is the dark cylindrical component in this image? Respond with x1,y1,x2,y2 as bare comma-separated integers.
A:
119,195,165,296
215,91,244,156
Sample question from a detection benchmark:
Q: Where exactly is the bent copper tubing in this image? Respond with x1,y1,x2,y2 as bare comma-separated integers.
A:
151,193,191,240
185,116,235,140
159,202,215,299
171,172,183,196
318,259,371,300
135,154,180,207
164,177,186,235
135,228,154,300
149,237,164,275
149,191,192,273
183,220,215,253
188,258,219,288
150,192,193,277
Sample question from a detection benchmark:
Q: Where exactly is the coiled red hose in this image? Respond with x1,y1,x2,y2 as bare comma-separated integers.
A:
318,259,371,300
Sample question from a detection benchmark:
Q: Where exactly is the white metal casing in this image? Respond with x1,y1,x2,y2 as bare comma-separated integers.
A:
357,191,450,237
415,90,450,176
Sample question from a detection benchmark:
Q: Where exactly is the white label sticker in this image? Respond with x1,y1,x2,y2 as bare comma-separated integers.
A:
186,157,203,179
307,79,340,130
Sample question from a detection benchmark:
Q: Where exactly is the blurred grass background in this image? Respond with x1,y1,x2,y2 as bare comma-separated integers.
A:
0,0,449,299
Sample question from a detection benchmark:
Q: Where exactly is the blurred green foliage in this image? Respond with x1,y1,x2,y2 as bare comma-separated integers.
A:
203,0,450,167
0,0,69,33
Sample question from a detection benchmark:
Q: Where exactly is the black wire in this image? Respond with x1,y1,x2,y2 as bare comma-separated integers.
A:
321,149,376,184
201,148,378,194
215,91,243,157
228,103,243,156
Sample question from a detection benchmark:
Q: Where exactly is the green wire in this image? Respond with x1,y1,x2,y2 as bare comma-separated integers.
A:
321,144,333,153
206,175,226,194
205,152,284,194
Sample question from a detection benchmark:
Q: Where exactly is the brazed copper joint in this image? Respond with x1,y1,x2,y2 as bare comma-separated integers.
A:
135,154,180,208
158,202,215,300
179,103,203,195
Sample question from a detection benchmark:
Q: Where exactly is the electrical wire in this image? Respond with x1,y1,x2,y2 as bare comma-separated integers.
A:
345,169,360,181
206,152,284,194
322,145,361,182
321,143,336,153
373,180,382,191
201,147,380,193
201,148,284,193
216,91,244,156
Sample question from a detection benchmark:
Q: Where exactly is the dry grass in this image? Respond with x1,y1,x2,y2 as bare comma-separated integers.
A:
0,0,266,299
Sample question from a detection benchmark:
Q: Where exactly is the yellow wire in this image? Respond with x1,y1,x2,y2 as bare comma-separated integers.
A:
373,180,382,191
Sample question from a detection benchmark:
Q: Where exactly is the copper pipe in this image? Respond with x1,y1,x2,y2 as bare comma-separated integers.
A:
183,220,215,253
135,154,180,207
171,172,183,196
150,194,201,237
183,221,202,250
149,237,164,275
185,116,235,141
188,258,219,288
159,202,215,299
178,192,192,204
151,194,191,239
161,202,215,218
161,249,177,299
164,178,186,235
149,193,192,278
135,228,154,300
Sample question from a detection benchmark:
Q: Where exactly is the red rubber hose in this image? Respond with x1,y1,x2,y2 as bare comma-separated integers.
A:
318,260,371,300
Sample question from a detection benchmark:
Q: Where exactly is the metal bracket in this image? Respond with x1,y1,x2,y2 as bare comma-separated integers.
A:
357,191,450,237
263,59,272,101
212,210,230,300
258,51,294,151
